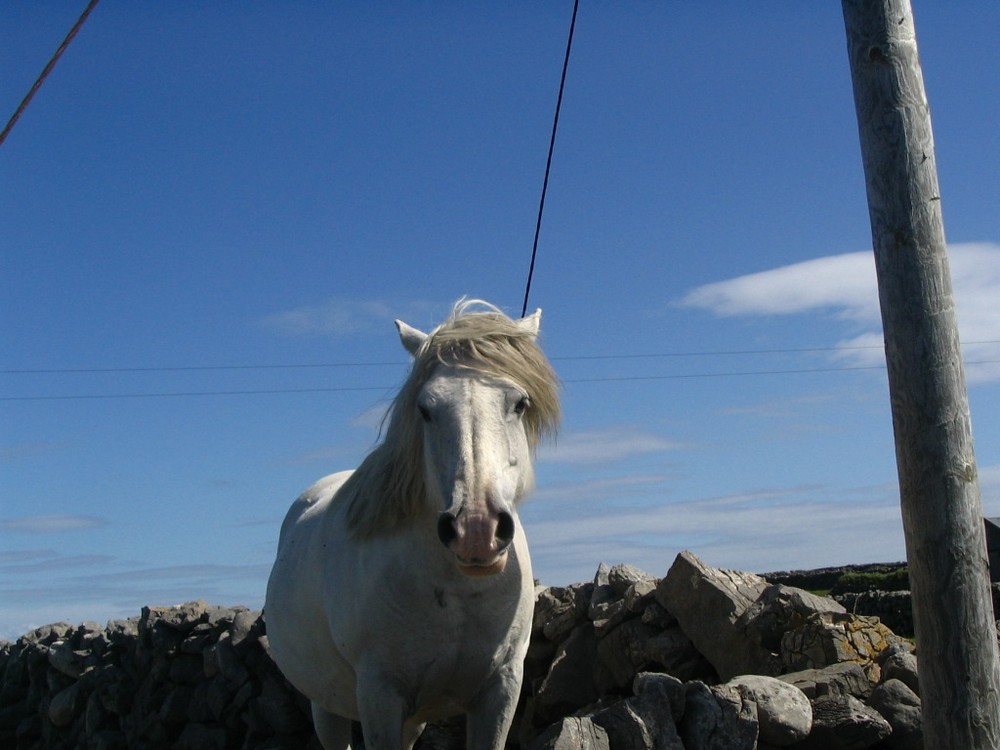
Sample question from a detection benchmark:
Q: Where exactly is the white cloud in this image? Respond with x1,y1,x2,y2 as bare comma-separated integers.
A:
678,252,879,321
677,243,1000,383
538,426,685,465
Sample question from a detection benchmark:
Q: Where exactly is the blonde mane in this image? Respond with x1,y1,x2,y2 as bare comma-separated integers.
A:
342,301,560,538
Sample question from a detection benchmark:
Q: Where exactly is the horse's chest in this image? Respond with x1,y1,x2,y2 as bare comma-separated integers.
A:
412,591,519,698
402,586,512,657
363,583,522,685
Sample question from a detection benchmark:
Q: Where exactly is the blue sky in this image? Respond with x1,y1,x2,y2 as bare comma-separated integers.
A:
2,3,998,640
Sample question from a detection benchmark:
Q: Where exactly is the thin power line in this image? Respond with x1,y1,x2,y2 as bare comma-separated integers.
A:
0,386,392,402
5,340,999,376
0,0,101,147
522,0,579,318
5,360,999,402
0,362,403,375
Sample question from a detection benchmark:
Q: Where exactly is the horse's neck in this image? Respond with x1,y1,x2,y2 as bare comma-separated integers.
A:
342,442,429,539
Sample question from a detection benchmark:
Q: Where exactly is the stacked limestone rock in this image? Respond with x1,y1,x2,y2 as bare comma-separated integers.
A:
0,602,316,750
0,551,924,749
519,551,923,750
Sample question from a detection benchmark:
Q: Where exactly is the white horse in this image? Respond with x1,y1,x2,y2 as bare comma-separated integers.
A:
265,300,560,750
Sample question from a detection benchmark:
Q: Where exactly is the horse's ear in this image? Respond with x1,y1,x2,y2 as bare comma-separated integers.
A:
396,320,428,356
517,308,542,338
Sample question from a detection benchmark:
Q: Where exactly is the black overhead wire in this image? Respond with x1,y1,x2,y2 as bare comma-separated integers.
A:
4,346,1000,401
2,2,996,402
0,365,890,402
0,0,101,148
4,361,1000,402
521,0,579,318
5,340,999,376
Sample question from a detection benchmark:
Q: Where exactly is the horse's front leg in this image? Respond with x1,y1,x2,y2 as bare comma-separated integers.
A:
355,666,422,750
311,703,353,750
465,662,524,750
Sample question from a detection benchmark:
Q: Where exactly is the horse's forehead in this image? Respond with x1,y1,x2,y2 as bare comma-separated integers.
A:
420,366,522,405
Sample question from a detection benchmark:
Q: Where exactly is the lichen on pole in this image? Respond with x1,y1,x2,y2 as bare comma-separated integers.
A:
841,0,1000,746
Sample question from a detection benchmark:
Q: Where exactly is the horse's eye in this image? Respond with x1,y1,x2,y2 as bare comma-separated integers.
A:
513,397,529,417
418,404,432,423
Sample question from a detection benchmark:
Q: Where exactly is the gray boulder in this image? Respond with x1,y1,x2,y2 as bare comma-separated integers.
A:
632,672,686,724
797,693,892,750
678,681,758,750
533,623,600,725
595,619,714,693
779,662,873,700
657,550,776,680
727,674,812,746
869,678,922,750
527,717,610,750
591,698,683,750
591,563,657,636
881,650,919,697
536,583,592,644
737,584,845,654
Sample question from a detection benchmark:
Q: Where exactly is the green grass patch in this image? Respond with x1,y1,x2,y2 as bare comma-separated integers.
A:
832,568,910,594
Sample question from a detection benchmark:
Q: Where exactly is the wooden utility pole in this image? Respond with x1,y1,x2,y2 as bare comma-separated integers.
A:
841,1,1000,746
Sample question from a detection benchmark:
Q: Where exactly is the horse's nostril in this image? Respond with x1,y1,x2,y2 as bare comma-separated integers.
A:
496,511,515,549
437,512,458,547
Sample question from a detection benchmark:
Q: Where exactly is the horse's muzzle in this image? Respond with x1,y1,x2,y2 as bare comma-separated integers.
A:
437,508,515,576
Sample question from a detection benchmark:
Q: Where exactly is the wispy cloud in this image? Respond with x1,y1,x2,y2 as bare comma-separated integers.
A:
538,426,685,465
1,554,116,574
719,392,840,418
529,461,1000,587
677,243,1000,383
530,473,679,508
0,549,55,565
260,298,435,338
678,252,879,321
283,445,359,467
0,602,137,641
350,401,393,433
0,515,109,534
261,298,393,337
0,556,272,640
525,481,905,585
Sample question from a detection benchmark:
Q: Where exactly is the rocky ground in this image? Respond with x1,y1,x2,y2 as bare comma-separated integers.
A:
0,552,941,749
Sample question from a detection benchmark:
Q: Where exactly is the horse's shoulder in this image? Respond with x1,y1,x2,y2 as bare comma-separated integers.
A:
279,471,354,537
303,470,355,503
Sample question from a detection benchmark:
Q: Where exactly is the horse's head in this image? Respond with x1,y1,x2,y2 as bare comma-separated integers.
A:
394,304,559,576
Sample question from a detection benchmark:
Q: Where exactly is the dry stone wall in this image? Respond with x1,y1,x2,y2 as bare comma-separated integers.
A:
1,551,931,749
0,602,315,750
